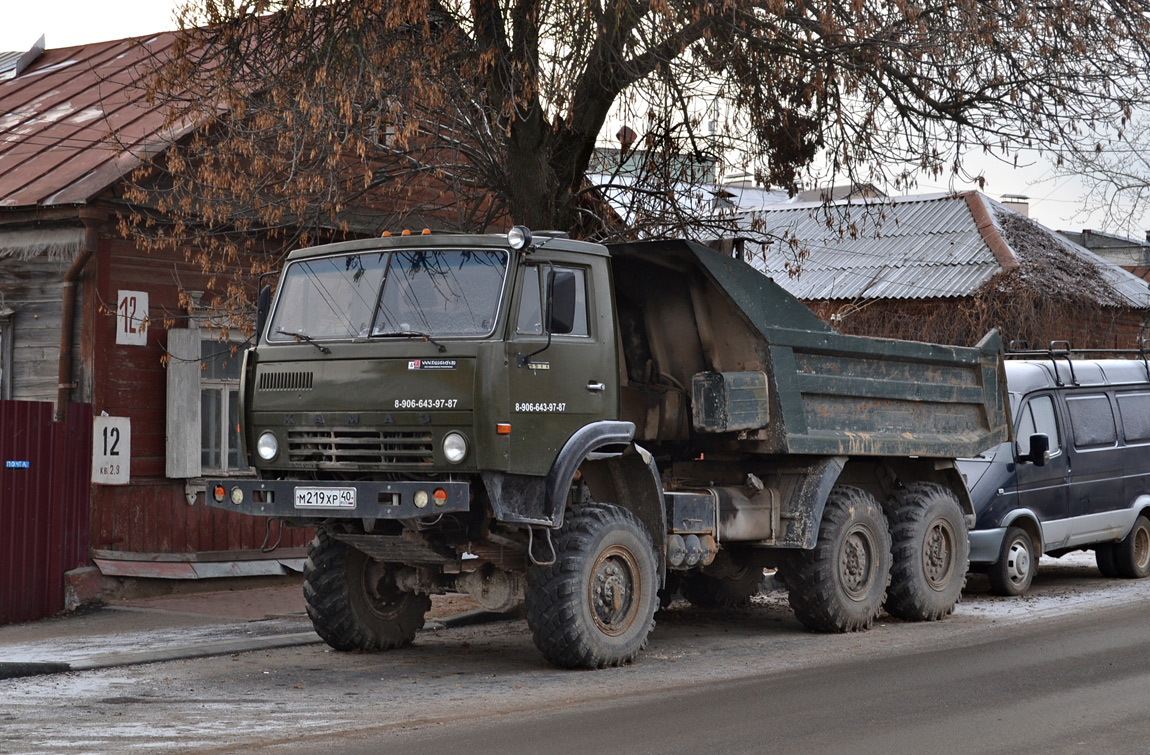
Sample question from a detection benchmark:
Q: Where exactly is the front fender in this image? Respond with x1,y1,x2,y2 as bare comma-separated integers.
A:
543,420,635,525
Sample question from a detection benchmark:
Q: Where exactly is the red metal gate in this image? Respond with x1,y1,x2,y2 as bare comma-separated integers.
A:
0,401,92,625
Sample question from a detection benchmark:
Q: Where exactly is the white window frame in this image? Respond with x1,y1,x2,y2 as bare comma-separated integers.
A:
166,328,250,479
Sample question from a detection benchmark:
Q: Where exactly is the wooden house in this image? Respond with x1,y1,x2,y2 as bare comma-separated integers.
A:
0,33,313,592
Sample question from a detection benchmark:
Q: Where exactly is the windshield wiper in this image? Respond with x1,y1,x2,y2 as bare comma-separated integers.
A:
375,330,447,353
276,328,331,354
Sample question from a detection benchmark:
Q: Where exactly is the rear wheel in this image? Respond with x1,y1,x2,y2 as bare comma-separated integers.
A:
1113,515,1150,579
304,528,430,651
783,486,892,633
884,483,969,621
526,503,659,669
987,526,1036,596
1096,543,1119,578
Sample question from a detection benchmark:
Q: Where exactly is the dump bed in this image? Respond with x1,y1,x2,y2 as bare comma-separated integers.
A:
608,239,1011,458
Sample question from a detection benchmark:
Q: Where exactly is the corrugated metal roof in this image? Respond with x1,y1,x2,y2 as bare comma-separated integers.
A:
0,32,179,209
738,192,1150,308
0,51,22,77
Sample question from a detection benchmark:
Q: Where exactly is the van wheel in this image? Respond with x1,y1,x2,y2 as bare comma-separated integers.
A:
884,482,969,621
783,486,891,632
304,528,430,651
525,503,659,669
1096,544,1119,578
988,526,1036,596
1113,515,1150,579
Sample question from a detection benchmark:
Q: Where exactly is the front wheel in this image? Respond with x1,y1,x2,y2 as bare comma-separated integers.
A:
1113,515,1150,579
783,486,892,633
304,528,430,651
525,503,659,669
987,526,1036,596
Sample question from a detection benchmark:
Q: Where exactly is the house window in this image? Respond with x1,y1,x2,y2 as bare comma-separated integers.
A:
166,328,249,479
200,339,243,472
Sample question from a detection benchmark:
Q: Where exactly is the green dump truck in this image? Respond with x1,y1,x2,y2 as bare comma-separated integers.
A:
204,229,1010,669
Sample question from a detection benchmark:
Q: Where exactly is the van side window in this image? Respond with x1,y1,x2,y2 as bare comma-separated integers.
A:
1117,392,1150,443
1017,395,1060,456
1066,394,1117,449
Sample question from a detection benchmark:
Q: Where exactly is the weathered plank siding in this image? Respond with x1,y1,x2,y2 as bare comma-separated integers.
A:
0,251,74,402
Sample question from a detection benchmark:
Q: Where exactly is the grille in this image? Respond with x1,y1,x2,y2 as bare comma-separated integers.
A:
287,427,433,465
258,371,313,391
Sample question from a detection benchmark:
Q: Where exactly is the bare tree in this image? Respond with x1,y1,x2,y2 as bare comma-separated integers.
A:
119,0,1150,320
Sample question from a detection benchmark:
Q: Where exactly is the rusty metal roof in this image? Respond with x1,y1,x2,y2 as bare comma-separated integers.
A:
0,32,179,210
738,192,1150,308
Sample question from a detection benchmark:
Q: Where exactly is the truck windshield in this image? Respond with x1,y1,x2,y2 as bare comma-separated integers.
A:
372,250,507,337
268,249,507,342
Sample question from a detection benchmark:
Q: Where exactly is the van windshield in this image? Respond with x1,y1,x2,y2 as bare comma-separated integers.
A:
268,249,507,341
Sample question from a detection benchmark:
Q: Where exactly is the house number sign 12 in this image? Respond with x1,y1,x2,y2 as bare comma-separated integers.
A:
116,290,148,346
92,415,131,485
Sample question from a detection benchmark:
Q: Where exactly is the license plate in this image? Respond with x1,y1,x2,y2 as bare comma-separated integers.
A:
294,487,356,509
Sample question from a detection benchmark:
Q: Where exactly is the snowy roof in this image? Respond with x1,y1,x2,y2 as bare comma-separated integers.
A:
736,191,1150,309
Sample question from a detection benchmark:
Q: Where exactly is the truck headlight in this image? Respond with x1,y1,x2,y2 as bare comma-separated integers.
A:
256,431,279,461
443,432,468,464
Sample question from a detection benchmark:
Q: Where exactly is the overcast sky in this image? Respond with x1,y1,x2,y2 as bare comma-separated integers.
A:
2,1,1137,238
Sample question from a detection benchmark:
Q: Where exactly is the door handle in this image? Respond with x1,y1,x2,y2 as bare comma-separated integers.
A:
586,381,605,392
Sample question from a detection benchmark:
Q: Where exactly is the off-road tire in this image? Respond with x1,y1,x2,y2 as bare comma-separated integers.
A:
1113,515,1150,579
681,568,764,609
884,482,969,621
987,526,1036,596
304,528,430,651
783,486,892,633
525,503,659,669
1096,543,1119,578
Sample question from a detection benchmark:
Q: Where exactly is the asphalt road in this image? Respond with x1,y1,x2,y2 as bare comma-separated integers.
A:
6,555,1150,754
364,601,1150,755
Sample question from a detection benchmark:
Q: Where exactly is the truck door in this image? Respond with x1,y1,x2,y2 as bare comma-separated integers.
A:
1014,394,1070,549
505,260,617,476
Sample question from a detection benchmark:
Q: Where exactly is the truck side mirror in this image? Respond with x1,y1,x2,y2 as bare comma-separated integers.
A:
547,269,576,335
256,284,272,341
1019,433,1050,466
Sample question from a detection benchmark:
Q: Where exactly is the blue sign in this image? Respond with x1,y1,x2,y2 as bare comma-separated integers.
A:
6,461,30,469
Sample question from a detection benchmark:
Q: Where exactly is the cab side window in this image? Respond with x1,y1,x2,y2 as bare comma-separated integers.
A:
515,265,589,337
1017,395,1060,456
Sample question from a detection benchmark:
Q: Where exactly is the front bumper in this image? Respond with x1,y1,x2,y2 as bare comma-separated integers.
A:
205,479,470,519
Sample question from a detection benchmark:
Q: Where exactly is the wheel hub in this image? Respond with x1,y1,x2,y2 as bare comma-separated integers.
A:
589,545,641,636
1134,527,1150,570
922,518,957,589
841,526,876,600
1005,541,1030,584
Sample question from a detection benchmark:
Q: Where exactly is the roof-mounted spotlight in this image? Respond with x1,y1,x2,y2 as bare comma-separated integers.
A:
508,226,533,251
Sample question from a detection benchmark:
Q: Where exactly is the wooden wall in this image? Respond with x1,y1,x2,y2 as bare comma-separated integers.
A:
0,250,72,403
